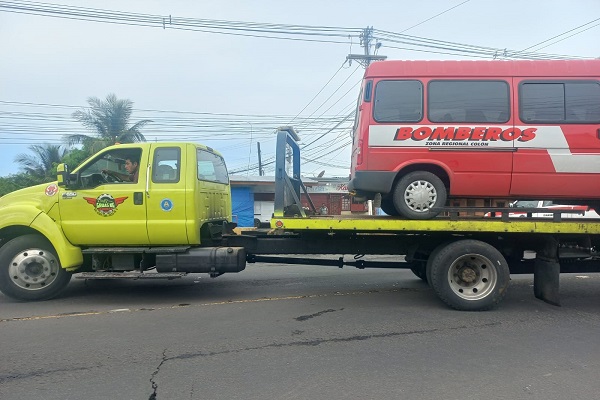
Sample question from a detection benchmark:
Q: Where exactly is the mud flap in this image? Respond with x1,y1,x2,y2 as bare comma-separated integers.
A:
533,237,560,306
534,259,560,306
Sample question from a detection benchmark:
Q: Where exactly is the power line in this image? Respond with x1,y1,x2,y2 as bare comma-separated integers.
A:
373,29,587,60
288,60,348,125
0,0,590,60
518,17,600,53
0,0,361,44
399,0,471,33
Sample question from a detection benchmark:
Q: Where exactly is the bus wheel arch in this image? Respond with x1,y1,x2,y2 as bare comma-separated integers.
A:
392,164,450,219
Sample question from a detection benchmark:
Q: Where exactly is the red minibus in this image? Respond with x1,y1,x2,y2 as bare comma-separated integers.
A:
348,59,600,219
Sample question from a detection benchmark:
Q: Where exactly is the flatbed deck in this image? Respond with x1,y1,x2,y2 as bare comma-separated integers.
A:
271,215,600,235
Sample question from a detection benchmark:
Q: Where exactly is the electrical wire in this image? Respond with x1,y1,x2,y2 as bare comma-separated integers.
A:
518,17,600,53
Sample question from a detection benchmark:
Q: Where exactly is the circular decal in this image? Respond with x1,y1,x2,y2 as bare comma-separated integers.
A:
45,184,58,197
160,198,173,212
83,194,128,217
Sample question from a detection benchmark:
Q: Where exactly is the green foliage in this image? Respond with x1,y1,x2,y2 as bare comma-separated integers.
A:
0,173,48,197
15,144,66,179
2,94,149,196
49,148,91,176
67,93,152,153
1,148,91,197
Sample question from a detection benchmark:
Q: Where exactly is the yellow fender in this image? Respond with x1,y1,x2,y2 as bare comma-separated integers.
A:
0,206,83,271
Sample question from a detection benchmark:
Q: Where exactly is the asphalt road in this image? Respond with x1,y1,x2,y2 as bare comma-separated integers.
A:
1,261,599,400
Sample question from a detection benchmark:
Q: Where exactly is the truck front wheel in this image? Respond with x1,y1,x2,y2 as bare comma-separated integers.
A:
0,234,71,301
428,240,510,311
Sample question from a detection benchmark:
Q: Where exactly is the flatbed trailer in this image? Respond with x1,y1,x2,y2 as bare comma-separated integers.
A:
2,129,598,310
223,128,600,311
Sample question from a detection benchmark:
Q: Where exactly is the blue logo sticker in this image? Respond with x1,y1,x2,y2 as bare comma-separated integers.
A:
160,198,173,212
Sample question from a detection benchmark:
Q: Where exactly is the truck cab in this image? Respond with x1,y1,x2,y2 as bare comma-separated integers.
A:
0,142,244,301
57,142,231,246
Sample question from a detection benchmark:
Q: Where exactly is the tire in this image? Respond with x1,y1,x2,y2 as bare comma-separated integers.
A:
410,262,427,283
428,240,510,311
0,234,72,301
393,171,447,220
425,242,452,288
380,196,399,216
254,218,262,228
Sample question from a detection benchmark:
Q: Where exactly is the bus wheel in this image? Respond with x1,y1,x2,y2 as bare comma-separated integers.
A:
0,234,72,301
429,240,510,311
393,171,446,219
380,196,399,216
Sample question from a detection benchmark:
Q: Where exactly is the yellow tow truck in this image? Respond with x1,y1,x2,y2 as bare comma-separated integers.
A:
0,129,599,310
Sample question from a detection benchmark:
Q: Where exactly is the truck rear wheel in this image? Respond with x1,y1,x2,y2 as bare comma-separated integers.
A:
428,240,510,311
410,263,427,282
393,171,446,219
425,242,452,287
0,234,71,301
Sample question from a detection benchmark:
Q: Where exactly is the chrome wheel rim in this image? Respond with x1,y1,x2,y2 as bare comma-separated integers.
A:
8,248,60,291
447,254,498,301
404,180,437,213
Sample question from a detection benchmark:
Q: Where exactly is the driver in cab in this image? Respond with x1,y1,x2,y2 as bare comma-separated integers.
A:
103,156,139,183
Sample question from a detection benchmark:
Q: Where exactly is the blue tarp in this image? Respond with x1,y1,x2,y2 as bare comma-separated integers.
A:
231,187,254,227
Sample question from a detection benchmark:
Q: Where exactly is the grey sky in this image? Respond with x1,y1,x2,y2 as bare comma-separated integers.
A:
1,0,599,177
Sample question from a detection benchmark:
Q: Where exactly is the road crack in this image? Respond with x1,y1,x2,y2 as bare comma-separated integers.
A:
148,349,167,400
295,308,343,321
169,321,501,362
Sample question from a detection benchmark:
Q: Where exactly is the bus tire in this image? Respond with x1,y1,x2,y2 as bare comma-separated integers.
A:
393,171,446,219
428,240,510,311
0,234,72,301
380,196,399,216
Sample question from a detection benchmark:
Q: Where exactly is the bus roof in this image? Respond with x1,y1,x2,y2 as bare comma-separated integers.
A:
364,59,600,78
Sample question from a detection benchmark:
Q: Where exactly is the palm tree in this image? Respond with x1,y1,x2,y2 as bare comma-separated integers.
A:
67,94,152,153
15,144,66,179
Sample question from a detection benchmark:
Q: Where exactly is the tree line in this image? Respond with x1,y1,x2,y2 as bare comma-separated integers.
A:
0,94,151,196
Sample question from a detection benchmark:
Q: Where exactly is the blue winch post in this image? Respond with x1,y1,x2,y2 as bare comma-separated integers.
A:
273,126,306,218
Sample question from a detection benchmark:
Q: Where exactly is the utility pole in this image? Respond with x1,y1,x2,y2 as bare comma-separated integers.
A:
257,142,263,176
347,26,387,68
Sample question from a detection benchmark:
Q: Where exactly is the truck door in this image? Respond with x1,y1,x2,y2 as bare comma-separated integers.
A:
145,145,189,244
59,147,150,246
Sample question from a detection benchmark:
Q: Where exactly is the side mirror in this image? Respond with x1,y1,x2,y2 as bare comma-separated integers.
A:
57,163,69,187
57,164,80,189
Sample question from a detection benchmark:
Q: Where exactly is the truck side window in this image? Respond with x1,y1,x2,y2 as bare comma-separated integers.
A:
197,149,229,184
78,148,142,188
152,147,180,183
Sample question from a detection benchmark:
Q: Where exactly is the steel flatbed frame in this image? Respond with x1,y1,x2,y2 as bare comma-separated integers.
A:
225,127,600,309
